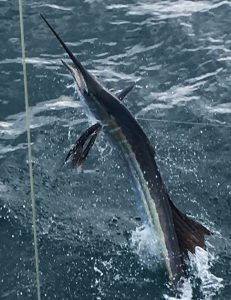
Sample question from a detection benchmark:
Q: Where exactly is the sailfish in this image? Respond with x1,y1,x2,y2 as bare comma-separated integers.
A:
41,15,211,287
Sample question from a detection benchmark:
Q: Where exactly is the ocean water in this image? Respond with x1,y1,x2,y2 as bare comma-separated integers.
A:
0,0,231,299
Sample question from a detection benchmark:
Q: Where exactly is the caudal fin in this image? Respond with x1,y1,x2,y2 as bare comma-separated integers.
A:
170,200,211,255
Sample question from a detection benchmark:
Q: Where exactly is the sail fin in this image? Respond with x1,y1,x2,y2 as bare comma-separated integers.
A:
116,83,135,101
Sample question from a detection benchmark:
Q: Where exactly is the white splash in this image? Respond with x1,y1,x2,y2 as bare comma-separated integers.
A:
164,247,223,300
189,247,223,299
131,224,223,299
164,278,193,300
130,224,162,269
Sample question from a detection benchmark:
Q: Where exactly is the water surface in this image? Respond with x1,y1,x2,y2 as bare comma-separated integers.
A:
0,0,231,299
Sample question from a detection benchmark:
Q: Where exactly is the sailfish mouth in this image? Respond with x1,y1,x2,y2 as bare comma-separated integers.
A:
41,14,135,103
61,59,88,95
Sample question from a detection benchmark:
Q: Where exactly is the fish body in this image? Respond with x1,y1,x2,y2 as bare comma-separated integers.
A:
41,15,211,287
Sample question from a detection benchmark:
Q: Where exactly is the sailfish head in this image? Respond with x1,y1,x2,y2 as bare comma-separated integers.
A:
41,14,115,120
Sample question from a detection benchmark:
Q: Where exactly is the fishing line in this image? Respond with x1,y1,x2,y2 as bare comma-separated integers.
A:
136,117,231,128
18,1,41,299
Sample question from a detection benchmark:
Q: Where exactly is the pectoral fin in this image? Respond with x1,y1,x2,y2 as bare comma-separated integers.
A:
65,122,102,168
116,83,135,101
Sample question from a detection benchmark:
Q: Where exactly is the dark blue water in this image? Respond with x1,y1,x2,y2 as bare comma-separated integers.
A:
0,0,231,299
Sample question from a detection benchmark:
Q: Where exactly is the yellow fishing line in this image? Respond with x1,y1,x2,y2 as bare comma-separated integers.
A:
18,1,41,299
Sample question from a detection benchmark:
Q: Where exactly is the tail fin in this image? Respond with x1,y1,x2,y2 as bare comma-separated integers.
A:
170,200,211,255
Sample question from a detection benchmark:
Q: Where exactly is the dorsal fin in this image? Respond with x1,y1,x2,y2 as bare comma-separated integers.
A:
169,199,211,254
116,83,135,101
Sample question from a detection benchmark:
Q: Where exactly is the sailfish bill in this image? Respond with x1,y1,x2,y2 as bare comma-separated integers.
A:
41,14,211,288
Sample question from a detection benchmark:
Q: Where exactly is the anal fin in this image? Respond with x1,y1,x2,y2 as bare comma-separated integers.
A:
170,200,212,255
